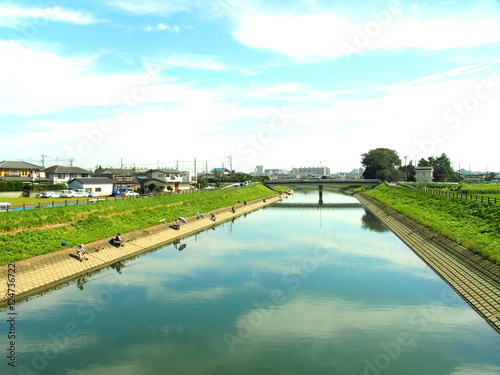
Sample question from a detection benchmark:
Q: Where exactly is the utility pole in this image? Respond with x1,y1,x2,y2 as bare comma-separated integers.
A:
41,154,47,168
194,158,197,188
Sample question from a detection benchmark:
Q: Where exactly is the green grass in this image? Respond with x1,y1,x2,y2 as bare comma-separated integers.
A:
0,185,274,264
363,184,500,264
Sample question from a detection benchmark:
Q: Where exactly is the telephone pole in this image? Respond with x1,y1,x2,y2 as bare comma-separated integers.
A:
194,158,197,188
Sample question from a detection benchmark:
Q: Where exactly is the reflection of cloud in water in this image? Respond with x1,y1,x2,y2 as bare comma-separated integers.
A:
15,332,99,356
235,297,478,340
449,364,500,375
66,363,145,375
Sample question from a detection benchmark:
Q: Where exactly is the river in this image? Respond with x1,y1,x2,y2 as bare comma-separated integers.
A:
3,189,499,374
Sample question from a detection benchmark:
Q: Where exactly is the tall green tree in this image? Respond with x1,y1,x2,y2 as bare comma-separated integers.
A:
361,148,402,181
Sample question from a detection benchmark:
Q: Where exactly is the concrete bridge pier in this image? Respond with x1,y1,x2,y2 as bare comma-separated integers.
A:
318,185,323,204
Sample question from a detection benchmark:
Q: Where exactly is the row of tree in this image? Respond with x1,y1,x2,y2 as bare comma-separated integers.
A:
360,148,486,182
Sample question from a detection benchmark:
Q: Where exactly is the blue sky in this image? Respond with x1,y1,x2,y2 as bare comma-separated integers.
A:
1,0,499,173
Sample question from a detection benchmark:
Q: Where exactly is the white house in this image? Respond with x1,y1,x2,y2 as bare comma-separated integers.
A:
143,169,194,192
44,165,93,184
415,166,434,183
67,177,114,196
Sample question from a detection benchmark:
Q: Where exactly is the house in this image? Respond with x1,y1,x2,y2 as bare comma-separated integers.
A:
200,167,232,181
0,160,45,182
44,165,92,184
142,169,194,192
67,177,114,196
94,168,140,191
415,166,434,183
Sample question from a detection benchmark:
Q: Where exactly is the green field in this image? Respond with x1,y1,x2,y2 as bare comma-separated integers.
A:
0,185,275,264
364,184,500,264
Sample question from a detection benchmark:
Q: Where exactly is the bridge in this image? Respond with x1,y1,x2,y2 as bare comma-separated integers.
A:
263,178,381,187
268,202,363,209
263,178,381,204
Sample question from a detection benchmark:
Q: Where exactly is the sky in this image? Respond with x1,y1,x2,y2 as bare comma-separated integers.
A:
0,0,499,174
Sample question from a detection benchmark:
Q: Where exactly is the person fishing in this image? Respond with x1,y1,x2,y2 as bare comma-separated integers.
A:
109,233,124,247
75,243,87,262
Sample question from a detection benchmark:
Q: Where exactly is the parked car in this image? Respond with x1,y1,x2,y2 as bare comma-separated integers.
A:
59,190,76,198
124,191,139,197
85,192,98,198
71,190,87,198
0,202,13,212
41,191,60,198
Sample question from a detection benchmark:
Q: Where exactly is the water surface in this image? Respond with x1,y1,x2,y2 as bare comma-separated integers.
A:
2,190,499,375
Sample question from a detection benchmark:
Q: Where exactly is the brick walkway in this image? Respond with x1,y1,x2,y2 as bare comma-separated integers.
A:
0,194,283,306
355,192,500,334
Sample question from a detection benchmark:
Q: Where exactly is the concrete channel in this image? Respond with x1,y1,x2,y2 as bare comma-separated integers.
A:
354,192,500,334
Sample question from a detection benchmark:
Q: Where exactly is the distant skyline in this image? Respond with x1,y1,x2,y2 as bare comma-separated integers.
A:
1,0,499,173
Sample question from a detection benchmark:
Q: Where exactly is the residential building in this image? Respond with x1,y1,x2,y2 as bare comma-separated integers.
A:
415,166,434,183
94,168,140,191
67,177,114,196
0,160,45,182
44,165,92,184
142,169,194,192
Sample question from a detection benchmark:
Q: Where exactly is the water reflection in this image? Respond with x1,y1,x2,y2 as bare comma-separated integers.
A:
3,190,499,375
361,209,390,232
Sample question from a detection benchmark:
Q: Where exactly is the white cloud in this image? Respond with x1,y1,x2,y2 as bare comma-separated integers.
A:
143,23,181,33
232,11,500,58
0,4,99,28
160,54,227,71
110,0,191,16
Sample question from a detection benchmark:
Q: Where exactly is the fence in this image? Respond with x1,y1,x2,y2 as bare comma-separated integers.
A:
422,188,499,204
4,190,200,212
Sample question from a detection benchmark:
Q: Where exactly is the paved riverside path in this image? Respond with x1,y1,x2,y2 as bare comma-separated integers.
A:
0,194,284,306
354,192,500,334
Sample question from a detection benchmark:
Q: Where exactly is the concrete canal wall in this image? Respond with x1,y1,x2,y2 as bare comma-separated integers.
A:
354,191,500,334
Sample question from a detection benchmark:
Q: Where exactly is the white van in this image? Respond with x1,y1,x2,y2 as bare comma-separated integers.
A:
0,202,13,212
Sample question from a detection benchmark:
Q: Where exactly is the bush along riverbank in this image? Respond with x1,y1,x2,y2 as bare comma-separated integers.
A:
0,185,276,264
363,184,500,264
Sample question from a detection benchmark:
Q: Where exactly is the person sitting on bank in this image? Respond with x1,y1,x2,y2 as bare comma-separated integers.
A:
75,243,87,262
231,206,236,213
170,220,180,230
109,233,124,247
210,213,216,221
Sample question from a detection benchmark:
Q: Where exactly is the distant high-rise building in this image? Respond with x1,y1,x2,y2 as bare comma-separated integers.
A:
255,165,264,175
292,166,331,176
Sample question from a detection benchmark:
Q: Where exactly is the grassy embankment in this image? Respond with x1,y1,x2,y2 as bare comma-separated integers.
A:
363,184,500,264
0,184,275,265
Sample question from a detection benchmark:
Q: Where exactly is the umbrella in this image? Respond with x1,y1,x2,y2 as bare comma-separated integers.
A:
178,217,187,223
178,244,187,251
